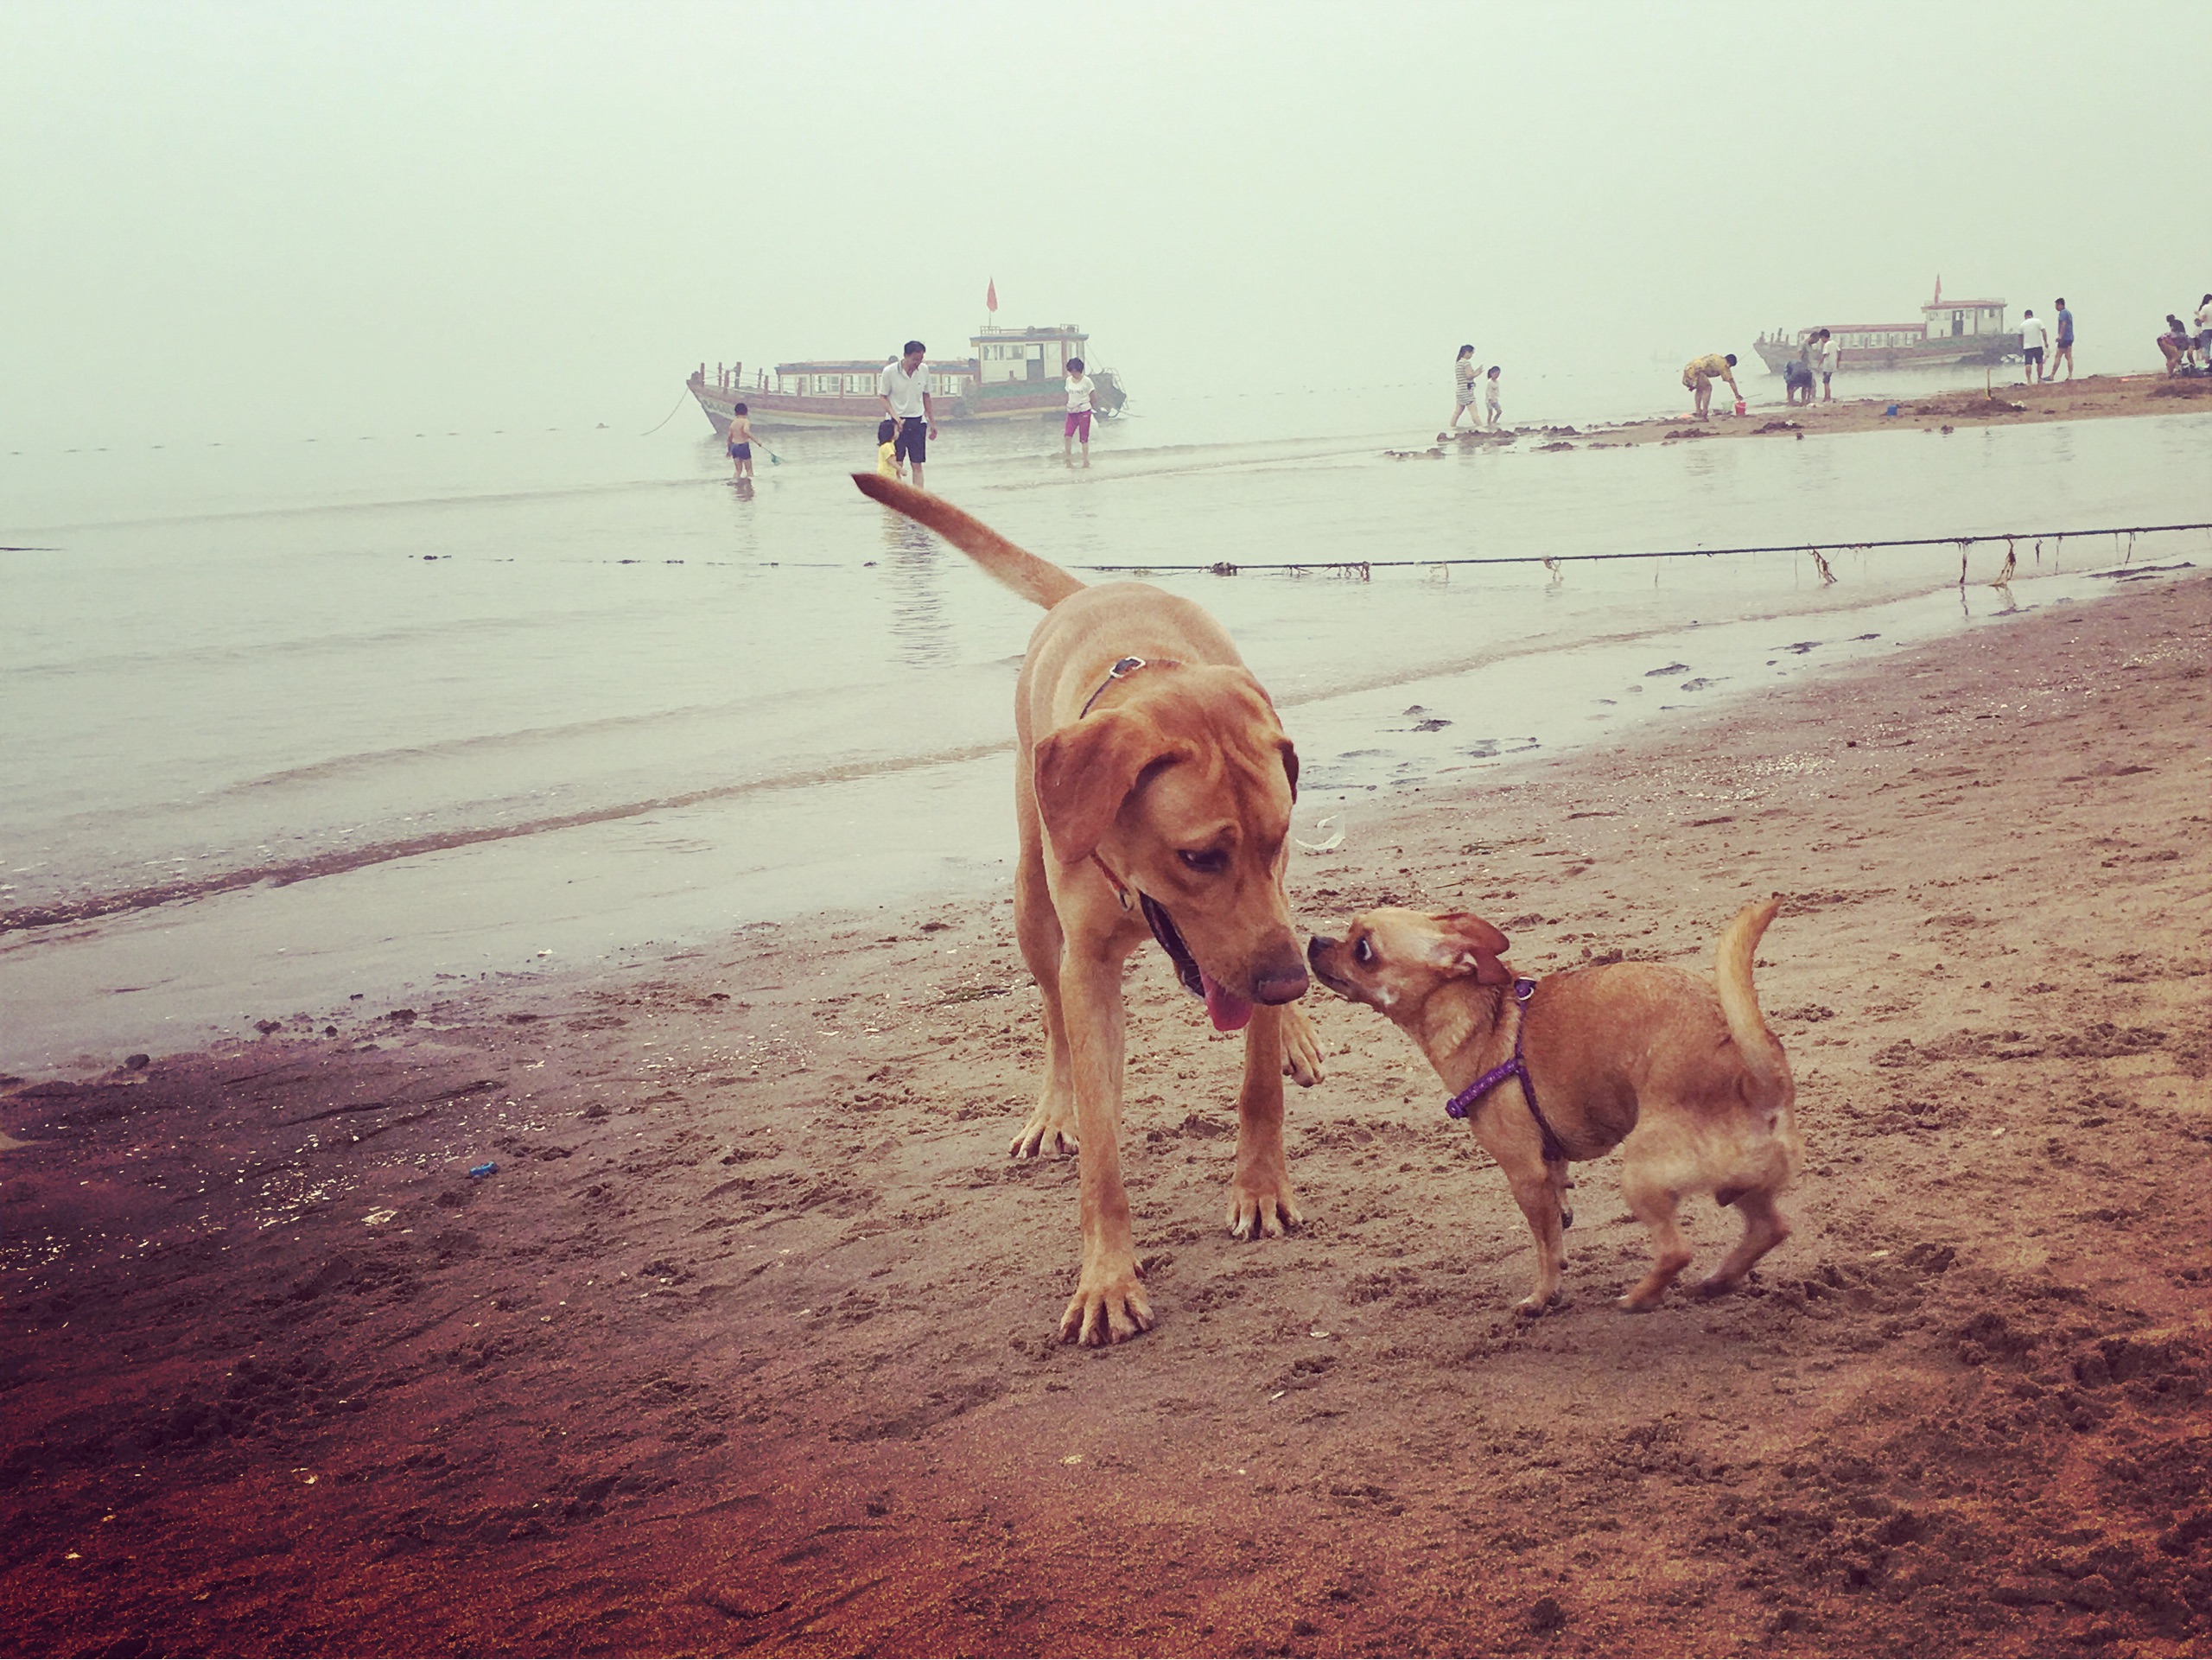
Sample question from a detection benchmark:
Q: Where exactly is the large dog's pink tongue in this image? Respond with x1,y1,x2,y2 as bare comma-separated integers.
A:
1201,972,1254,1034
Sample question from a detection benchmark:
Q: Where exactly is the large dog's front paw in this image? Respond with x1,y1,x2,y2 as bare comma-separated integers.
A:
1009,1101,1078,1159
1058,1255,1153,1346
1227,1170,1303,1240
1280,1003,1325,1088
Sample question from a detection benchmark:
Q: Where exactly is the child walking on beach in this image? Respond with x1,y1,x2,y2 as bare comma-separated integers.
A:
1483,365,1503,429
728,404,760,481
875,419,904,481
1063,357,1097,466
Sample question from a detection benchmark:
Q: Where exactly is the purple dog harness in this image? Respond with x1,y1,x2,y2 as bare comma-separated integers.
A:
1444,976,1571,1167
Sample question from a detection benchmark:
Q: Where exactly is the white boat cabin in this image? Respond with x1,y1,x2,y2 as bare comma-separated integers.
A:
1794,298,2009,352
1922,298,2009,340
974,324,1088,384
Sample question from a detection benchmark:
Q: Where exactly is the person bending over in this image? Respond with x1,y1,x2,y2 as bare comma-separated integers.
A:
2158,315,2192,374
1682,352,1740,419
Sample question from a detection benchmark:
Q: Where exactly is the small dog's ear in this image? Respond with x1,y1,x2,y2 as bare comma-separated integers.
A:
1433,913,1511,984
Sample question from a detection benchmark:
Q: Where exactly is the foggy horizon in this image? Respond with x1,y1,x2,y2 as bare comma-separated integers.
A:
5,0,2208,449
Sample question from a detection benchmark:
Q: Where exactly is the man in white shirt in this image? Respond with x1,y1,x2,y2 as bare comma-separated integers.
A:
1818,329,1840,401
1062,355,1097,466
2018,309,2049,384
877,340,938,489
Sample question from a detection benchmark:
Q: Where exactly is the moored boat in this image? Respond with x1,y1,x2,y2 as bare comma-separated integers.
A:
1752,280,2022,374
689,323,1128,433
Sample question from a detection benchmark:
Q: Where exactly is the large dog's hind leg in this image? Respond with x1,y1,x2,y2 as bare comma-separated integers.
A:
1229,1003,1304,1238
1009,847,1077,1158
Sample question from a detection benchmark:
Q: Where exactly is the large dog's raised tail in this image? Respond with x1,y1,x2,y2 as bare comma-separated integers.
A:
1714,894,1791,1104
853,474,1085,611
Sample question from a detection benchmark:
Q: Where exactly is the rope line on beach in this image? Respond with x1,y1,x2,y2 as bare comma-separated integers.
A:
1066,519,2212,576
639,386,694,436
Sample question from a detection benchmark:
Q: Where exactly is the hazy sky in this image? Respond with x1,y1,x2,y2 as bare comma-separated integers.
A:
6,1,2207,447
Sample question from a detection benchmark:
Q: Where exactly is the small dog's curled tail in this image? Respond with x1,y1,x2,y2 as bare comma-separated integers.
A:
1715,894,1791,1103
852,473,1085,611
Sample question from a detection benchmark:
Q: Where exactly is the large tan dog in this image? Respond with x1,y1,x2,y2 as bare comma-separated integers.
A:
854,474,1323,1345
1307,897,1800,1313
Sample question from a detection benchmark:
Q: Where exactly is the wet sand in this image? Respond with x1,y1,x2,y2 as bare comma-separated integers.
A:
1423,371,2212,455
2,570,2207,1657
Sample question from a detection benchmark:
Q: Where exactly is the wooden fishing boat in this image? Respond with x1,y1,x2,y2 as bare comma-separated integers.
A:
1752,280,2023,374
688,323,1127,433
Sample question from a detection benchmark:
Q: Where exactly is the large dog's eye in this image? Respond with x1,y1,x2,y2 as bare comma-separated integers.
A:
1178,848,1228,875
1353,937,1374,965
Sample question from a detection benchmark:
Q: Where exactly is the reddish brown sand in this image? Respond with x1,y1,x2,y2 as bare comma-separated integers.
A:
1414,371,2212,455
3,573,2207,1657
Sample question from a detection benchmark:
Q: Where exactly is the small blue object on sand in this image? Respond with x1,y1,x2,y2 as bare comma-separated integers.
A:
1883,404,1900,417
468,1161,498,1179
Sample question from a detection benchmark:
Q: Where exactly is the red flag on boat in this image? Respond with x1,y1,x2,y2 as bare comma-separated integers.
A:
986,277,998,315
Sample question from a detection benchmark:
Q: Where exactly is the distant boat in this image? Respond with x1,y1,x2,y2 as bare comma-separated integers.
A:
1752,280,2023,374
688,323,1128,433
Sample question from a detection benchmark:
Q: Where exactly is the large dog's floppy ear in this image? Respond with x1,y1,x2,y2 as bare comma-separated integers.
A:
1033,711,1180,867
1433,913,1512,984
1279,740,1300,802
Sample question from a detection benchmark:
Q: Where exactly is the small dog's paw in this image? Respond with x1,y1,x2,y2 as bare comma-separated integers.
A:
1280,1005,1325,1088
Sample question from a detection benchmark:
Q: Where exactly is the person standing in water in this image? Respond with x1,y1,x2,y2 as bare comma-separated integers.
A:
1483,364,1503,429
1448,345,1480,430
1063,356,1097,466
877,340,938,490
727,403,760,481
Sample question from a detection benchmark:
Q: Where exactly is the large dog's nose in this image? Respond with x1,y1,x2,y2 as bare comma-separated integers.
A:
1252,957,1310,1005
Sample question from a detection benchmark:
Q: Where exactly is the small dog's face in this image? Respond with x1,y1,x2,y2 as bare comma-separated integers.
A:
1306,907,1512,1017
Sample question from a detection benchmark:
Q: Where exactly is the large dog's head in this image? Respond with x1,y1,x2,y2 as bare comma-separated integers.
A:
1306,907,1512,1030
1034,665,1307,1029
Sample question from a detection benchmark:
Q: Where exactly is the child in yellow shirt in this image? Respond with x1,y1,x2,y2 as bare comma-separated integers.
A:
875,419,904,481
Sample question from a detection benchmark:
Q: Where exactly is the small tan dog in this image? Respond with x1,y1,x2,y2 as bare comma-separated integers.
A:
1307,897,1801,1313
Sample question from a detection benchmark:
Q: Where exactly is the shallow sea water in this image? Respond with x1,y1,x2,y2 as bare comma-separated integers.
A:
3,394,2206,1072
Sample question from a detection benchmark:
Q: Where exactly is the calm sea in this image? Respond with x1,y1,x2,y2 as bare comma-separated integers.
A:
3,368,2205,1072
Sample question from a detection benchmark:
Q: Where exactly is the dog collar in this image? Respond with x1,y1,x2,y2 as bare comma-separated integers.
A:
1080,654,1154,717
1445,977,1570,1165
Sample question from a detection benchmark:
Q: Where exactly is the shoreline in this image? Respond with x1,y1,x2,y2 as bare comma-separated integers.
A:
5,557,2191,1080
2,572,2205,1654
1416,370,2212,455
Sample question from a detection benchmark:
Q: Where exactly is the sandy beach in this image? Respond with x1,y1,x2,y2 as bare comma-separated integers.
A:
2,569,2207,1656
1420,371,2212,455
